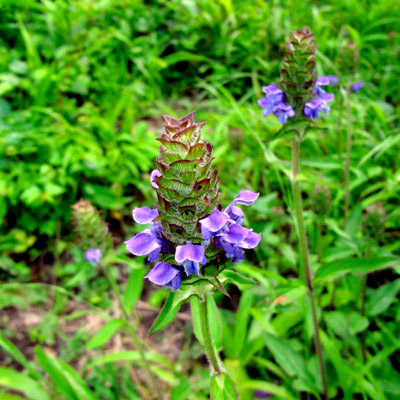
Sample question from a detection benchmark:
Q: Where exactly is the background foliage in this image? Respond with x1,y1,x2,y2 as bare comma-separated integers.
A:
1,0,400,399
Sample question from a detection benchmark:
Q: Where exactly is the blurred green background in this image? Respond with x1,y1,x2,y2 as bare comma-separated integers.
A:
1,0,400,399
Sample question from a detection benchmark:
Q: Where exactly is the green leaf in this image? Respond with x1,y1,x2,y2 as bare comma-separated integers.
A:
366,279,400,316
85,350,172,370
238,380,297,400
35,347,77,400
87,319,124,350
123,267,145,313
150,292,179,334
150,279,216,334
210,373,238,400
0,367,50,400
314,257,399,284
233,290,253,359
171,379,191,400
0,335,41,380
262,333,319,395
35,347,98,400
219,269,257,290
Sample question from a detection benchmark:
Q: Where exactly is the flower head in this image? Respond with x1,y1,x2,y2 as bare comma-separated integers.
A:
351,81,364,93
175,242,206,276
85,248,102,265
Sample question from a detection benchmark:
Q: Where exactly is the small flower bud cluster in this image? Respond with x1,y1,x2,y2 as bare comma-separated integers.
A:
125,112,261,291
257,28,336,124
362,204,385,239
311,185,331,217
72,199,113,265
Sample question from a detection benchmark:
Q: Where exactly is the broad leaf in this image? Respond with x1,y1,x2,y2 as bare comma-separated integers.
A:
314,257,399,284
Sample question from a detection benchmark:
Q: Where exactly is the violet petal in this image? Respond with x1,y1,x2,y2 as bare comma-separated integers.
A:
132,207,158,224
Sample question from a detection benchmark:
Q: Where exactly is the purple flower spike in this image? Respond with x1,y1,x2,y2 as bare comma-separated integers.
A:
146,262,182,291
132,207,158,224
85,248,102,264
175,242,206,276
150,169,162,188
199,209,230,243
351,81,364,93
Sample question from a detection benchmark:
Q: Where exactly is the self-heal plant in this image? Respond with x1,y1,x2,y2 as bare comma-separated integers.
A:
257,28,330,399
258,34,335,127
126,112,261,397
72,200,162,400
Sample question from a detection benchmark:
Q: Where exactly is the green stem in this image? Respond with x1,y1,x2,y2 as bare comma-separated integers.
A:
101,263,163,400
198,296,222,375
343,93,352,228
360,273,368,363
291,137,329,400
316,219,323,264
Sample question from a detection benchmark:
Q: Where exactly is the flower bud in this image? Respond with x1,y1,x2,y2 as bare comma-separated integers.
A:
72,199,113,259
311,185,331,217
362,204,385,239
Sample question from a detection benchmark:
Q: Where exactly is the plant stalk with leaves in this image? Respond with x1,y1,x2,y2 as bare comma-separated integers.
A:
126,112,261,398
258,28,333,400
72,200,162,400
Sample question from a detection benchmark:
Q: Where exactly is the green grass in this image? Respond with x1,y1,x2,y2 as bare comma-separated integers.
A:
1,0,400,399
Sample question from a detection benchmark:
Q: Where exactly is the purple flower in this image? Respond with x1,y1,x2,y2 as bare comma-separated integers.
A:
145,262,182,291
132,207,158,224
273,103,295,124
314,76,331,96
199,209,231,244
254,389,273,399
224,190,260,223
258,84,284,115
258,83,295,124
85,248,102,264
125,222,167,262
327,75,338,85
217,224,261,264
304,93,334,120
150,169,162,189
351,81,364,93
175,242,206,276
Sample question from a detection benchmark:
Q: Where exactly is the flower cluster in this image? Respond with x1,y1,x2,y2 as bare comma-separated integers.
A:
258,28,337,124
258,75,336,123
125,112,261,291
304,76,336,120
126,188,261,291
72,199,113,265
257,84,294,124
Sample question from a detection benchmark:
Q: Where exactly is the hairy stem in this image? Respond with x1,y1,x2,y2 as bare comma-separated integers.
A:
101,263,163,400
291,137,329,400
198,296,222,375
